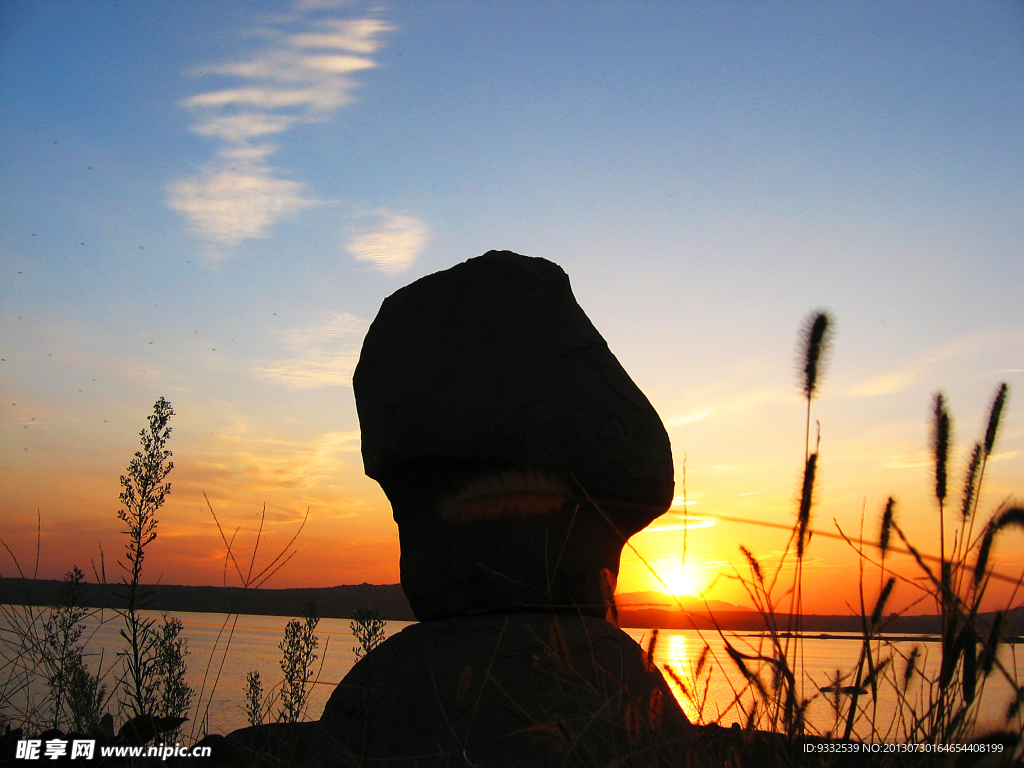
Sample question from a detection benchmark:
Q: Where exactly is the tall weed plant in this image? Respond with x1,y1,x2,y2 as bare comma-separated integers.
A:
1,399,194,747
40,566,107,735
645,312,1024,765
350,607,386,661
114,397,194,738
243,599,325,726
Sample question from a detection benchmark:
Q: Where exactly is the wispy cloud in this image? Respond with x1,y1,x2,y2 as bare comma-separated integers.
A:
167,149,318,245
885,450,932,469
255,312,367,388
289,19,394,52
189,113,297,141
663,384,784,432
186,429,362,494
665,408,713,427
168,7,395,252
641,515,718,533
844,368,920,398
198,51,378,85
670,496,699,507
842,329,1024,399
990,450,1020,463
346,210,429,273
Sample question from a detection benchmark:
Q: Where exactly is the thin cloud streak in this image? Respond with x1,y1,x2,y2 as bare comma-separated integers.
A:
184,85,354,111
183,429,362,494
666,408,713,427
844,368,919,398
841,329,1024,399
289,19,395,52
664,386,782,432
885,450,933,469
200,51,377,82
346,211,429,274
167,152,318,247
168,7,395,251
191,113,297,141
255,312,367,388
641,517,718,533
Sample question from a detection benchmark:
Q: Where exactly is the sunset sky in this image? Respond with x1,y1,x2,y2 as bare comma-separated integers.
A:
2,1,1022,616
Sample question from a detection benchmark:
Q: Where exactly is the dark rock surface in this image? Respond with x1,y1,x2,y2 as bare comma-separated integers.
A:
311,612,694,768
218,252,693,768
353,250,674,620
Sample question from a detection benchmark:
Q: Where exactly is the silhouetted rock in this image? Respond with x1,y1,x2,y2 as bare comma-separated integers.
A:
312,612,693,767
353,250,674,620
216,251,693,767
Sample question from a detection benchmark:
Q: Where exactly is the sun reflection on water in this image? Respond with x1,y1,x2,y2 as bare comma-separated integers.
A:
661,633,703,723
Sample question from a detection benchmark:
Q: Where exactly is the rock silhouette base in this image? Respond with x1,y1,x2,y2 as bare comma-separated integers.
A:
217,252,691,768
314,612,692,767
219,612,693,768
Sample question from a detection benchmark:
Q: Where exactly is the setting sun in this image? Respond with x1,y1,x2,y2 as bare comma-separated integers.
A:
653,558,702,598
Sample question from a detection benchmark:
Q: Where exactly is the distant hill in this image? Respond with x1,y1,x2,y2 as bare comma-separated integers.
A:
615,590,754,614
0,578,416,621
614,590,1024,637
4,579,1021,638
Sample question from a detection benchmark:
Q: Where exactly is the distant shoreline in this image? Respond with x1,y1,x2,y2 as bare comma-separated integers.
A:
3,578,1022,637
0,577,416,622
737,631,1024,644
615,605,1024,637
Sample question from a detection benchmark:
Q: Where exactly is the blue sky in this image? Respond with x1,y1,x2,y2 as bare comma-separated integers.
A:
2,1,1022,611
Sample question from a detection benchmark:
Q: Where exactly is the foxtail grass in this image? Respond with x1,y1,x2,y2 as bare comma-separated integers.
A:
630,317,1023,767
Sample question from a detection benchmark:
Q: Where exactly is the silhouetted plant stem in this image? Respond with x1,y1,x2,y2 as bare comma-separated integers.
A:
351,607,386,661
952,443,982,594
960,384,1009,597
41,565,102,731
931,392,953,737
681,453,688,581
191,497,309,741
799,312,832,462
791,311,831,716
117,397,174,719
278,598,320,723
244,670,265,727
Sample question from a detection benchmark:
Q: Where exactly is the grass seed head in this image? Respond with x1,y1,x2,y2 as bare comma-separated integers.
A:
879,497,895,554
740,545,764,584
797,453,817,558
975,507,1024,587
984,383,1008,456
799,311,833,400
932,392,951,503
870,577,896,628
961,444,982,520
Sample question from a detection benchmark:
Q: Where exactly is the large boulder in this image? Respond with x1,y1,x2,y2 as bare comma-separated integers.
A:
312,613,693,768
353,250,674,620
217,252,690,768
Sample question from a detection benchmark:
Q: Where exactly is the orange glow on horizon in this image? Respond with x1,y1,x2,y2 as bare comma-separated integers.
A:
645,557,704,598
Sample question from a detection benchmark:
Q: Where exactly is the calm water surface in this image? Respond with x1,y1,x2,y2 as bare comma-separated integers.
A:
1,608,411,741
4,608,1020,742
623,626,1023,741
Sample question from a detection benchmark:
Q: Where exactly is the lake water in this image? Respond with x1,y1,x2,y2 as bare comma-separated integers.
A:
626,626,1023,742
3,608,1020,743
